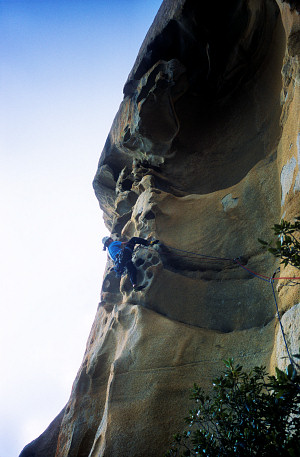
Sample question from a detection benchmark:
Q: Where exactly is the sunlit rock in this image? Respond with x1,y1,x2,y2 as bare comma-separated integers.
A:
20,1,300,456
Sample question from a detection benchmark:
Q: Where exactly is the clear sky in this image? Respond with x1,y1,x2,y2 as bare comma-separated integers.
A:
0,1,161,455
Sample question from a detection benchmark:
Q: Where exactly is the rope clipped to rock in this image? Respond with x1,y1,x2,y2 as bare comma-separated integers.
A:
164,243,300,281
163,242,300,372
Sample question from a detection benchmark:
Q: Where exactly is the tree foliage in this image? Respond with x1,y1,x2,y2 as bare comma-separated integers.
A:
165,359,300,457
258,217,300,269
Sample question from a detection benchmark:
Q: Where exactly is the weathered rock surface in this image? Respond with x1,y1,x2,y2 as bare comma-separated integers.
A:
20,1,300,456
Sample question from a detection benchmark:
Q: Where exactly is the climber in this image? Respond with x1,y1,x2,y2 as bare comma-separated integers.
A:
102,236,159,291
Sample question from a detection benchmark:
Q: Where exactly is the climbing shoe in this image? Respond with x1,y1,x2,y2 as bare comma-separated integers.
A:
149,239,159,246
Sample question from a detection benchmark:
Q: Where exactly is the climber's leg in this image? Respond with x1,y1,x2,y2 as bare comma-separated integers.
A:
126,260,137,286
126,237,149,250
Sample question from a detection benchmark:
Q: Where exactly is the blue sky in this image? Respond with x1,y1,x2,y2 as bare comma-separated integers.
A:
0,1,161,455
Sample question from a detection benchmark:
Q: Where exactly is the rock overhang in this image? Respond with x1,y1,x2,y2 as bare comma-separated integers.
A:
93,0,285,228
20,1,300,456
91,0,290,336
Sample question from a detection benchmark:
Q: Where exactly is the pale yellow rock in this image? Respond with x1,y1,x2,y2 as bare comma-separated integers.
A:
273,302,300,372
20,1,300,456
57,305,275,457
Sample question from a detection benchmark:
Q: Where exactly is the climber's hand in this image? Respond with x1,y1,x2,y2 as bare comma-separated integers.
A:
149,240,159,246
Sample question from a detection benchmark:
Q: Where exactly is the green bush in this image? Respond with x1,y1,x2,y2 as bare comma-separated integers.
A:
165,359,300,457
258,217,300,269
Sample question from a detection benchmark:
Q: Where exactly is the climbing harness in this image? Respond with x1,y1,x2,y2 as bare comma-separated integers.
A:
112,240,158,278
113,251,126,277
113,247,133,277
164,243,300,371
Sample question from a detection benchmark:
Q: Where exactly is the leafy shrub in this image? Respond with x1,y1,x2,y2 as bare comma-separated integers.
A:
258,217,300,269
165,359,300,457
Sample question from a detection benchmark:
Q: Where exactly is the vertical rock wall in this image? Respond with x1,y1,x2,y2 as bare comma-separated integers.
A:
271,0,300,370
20,1,299,456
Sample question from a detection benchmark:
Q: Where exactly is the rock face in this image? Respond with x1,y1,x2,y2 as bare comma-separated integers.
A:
20,1,300,456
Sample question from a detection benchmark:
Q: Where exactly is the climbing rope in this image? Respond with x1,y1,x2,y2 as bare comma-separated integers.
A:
233,258,271,282
270,270,300,371
164,243,300,281
163,242,300,370
164,244,232,262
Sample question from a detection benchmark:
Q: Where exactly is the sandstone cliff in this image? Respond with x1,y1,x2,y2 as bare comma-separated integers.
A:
20,1,300,456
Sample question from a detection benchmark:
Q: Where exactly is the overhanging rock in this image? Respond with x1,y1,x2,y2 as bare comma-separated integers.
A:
20,1,300,456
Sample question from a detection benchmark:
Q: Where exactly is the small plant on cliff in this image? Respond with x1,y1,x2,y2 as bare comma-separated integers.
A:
165,359,300,457
258,216,300,269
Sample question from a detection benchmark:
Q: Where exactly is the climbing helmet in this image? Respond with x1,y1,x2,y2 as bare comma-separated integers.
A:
102,236,111,250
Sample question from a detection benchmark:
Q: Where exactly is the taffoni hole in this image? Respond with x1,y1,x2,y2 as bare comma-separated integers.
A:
144,210,155,220
136,258,145,267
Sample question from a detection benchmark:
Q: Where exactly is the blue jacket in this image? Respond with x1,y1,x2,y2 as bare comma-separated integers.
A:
107,241,123,262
